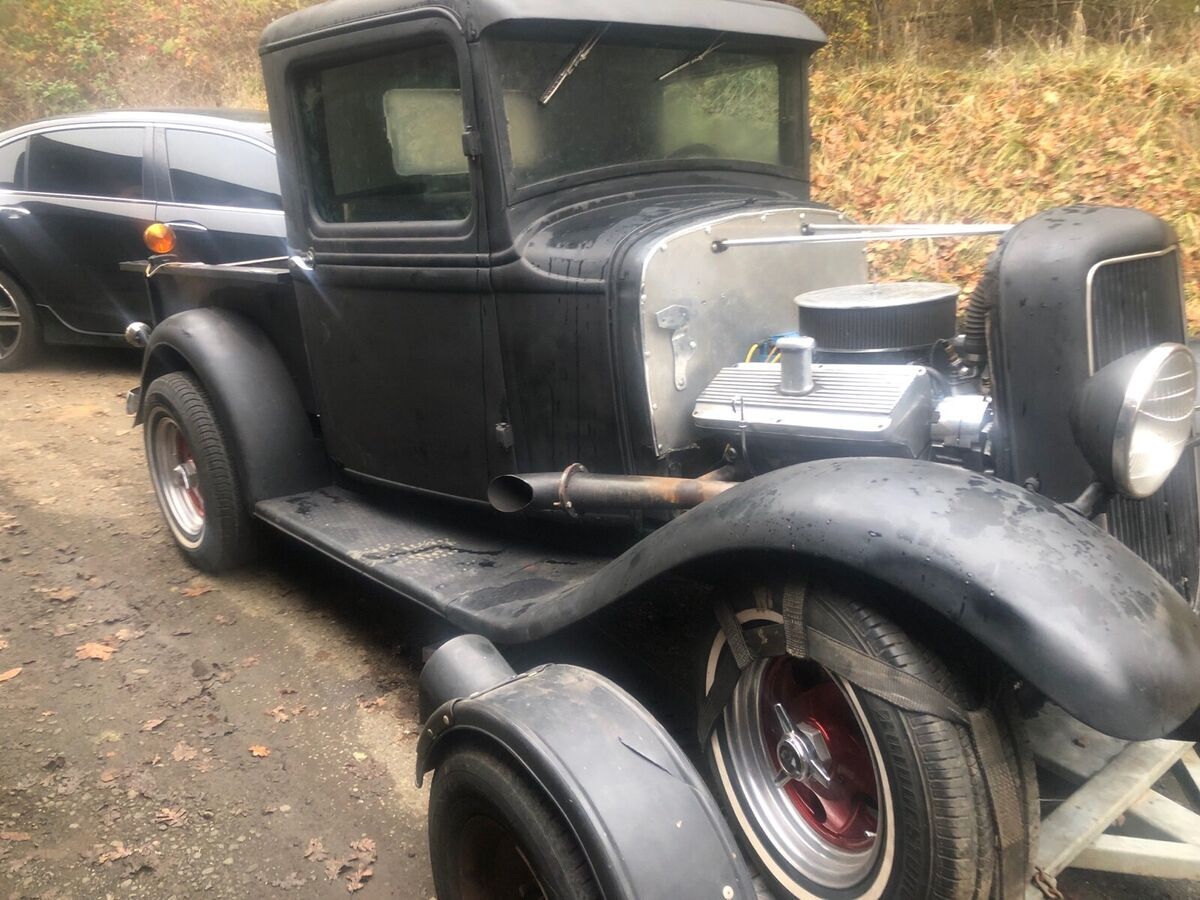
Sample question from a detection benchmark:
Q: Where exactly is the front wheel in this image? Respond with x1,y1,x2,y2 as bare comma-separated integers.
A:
428,744,601,900
144,372,256,573
699,579,1037,899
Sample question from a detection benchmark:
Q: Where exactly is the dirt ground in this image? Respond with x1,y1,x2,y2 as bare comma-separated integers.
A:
0,347,438,898
2,346,1199,900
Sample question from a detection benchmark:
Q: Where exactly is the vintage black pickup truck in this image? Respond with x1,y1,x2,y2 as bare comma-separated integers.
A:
125,1,1200,898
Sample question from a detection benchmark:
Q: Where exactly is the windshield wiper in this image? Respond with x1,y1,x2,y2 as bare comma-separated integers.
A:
658,33,727,82
539,24,610,106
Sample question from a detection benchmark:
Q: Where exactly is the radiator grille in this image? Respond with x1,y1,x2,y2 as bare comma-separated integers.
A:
1090,248,1200,606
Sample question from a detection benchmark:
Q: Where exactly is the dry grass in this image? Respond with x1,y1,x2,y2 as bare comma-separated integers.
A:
809,36,1200,329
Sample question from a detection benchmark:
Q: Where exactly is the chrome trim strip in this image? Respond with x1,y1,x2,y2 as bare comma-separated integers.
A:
160,124,275,154
712,224,1012,251
36,304,123,338
1085,245,1182,375
156,201,285,216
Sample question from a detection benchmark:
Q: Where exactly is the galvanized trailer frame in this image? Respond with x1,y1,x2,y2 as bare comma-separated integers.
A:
1026,705,1200,897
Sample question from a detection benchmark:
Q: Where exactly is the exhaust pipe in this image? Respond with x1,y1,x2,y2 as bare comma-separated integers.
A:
419,634,517,721
488,464,737,516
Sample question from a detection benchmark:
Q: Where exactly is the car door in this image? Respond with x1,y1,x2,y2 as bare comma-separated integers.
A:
153,127,287,263
19,125,154,336
282,19,500,501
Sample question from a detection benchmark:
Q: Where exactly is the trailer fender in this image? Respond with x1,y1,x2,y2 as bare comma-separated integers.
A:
137,307,328,504
416,636,758,900
454,458,1200,741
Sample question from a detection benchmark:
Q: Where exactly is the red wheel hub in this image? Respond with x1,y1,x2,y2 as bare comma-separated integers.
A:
176,434,204,516
759,658,878,851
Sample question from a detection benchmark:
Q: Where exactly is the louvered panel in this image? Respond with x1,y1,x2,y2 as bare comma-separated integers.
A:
1090,248,1199,606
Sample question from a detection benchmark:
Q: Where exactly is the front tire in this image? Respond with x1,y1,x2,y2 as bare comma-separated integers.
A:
144,372,256,573
428,745,601,900
699,578,1036,899
0,273,40,372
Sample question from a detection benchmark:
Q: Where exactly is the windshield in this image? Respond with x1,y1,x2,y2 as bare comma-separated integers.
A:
487,24,807,192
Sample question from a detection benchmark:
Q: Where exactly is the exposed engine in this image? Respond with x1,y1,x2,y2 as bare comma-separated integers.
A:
692,280,993,471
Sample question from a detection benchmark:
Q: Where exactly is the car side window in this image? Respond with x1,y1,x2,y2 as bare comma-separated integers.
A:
298,41,470,224
28,128,144,199
0,139,28,190
165,130,282,211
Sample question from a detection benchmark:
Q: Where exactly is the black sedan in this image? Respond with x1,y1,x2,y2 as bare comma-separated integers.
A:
0,109,285,371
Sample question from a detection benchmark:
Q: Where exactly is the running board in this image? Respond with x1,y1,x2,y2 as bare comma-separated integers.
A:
255,487,610,641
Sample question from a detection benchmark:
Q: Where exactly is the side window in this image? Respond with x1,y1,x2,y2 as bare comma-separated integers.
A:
165,130,282,211
0,139,27,190
28,128,144,199
298,41,470,225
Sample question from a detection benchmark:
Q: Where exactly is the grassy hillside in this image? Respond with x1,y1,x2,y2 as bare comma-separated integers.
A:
0,1,1196,323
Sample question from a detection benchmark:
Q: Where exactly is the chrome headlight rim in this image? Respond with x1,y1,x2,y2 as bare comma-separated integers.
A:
1110,342,1196,499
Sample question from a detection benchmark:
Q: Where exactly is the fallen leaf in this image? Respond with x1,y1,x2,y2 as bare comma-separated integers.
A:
141,718,166,732
304,838,326,860
0,638,8,651
153,807,187,828
0,832,31,842
0,667,21,683
44,587,78,603
170,742,197,762
75,642,116,661
114,628,143,643
347,867,374,893
249,745,271,758
96,842,132,864
266,706,290,723
181,583,213,599
240,656,259,668
99,769,118,783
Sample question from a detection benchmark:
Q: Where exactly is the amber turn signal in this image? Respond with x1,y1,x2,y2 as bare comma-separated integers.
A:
143,222,177,255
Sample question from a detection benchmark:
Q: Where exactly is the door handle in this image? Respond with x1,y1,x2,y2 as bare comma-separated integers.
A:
163,220,209,233
0,206,30,219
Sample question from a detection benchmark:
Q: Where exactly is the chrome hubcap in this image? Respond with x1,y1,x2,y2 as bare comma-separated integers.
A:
0,288,21,358
148,414,205,549
723,656,884,890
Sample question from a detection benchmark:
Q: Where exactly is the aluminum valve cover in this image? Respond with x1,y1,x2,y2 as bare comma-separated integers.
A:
693,362,933,458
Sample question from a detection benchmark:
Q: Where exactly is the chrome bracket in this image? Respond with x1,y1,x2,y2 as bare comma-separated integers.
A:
656,305,696,392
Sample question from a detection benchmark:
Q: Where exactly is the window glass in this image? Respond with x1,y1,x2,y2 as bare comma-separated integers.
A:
0,139,27,190
298,42,470,224
29,128,144,199
489,26,797,190
166,130,281,210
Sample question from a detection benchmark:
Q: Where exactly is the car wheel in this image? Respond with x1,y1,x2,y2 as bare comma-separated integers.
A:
0,273,40,372
144,371,256,573
428,745,601,900
699,579,1037,899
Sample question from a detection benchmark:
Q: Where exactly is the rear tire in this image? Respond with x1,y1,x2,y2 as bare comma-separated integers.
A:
429,745,601,900
0,273,40,372
144,372,256,573
698,577,1037,899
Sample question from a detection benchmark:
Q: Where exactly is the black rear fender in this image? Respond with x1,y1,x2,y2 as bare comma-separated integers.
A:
136,307,328,504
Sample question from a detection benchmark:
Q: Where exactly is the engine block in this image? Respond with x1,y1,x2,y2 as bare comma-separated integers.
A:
692,362,933,459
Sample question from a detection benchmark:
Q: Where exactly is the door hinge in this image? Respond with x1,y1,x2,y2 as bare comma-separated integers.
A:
462,129,482,159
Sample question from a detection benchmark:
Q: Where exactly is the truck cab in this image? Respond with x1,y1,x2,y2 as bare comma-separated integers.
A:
128,2,1200,898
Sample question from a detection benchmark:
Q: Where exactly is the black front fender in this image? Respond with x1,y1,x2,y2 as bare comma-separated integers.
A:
453,459,1200,741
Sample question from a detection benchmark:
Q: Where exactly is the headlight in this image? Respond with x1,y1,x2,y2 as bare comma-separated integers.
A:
1071,343,1197,499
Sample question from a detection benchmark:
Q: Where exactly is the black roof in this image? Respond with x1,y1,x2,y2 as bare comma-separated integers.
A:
0,109,272,146
260,0,826,53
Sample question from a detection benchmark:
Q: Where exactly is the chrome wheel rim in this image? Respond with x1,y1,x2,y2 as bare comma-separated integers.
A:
148,412,205,549
0,285,21,359
723,655,885,891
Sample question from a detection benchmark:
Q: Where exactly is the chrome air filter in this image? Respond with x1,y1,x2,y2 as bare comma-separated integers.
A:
795,282,959,354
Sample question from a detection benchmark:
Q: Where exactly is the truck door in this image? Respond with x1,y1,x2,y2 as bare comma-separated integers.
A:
285,21,499,501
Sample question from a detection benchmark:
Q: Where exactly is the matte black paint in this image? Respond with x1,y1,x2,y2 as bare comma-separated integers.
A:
255,458,1200,742
416,658,760,900
989,206,1182,501
260,0,827,53
138,307,328,504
